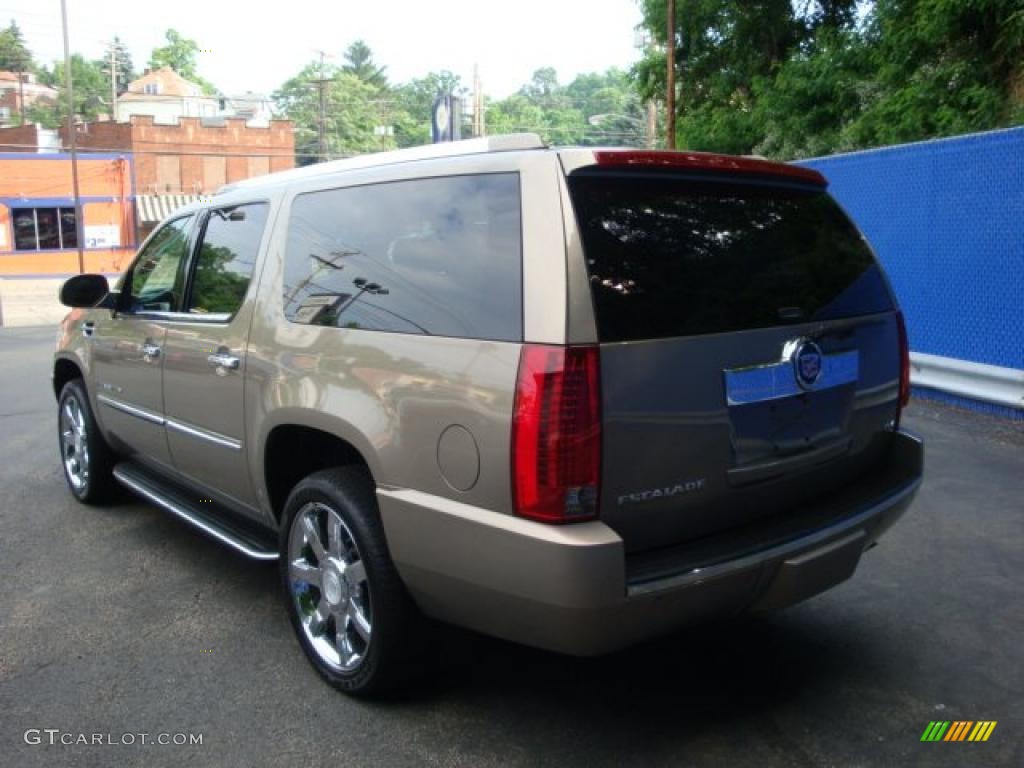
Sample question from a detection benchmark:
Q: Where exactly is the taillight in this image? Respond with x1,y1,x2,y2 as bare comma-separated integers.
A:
896,310,911,411
511,345,601,523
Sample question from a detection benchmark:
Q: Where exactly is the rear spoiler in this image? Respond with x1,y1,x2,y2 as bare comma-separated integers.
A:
562,149,827,187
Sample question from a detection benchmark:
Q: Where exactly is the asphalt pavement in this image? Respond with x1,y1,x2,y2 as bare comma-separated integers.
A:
1,325,1021,767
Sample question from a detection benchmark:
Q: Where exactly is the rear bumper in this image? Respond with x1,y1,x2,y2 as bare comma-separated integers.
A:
378,430,923,656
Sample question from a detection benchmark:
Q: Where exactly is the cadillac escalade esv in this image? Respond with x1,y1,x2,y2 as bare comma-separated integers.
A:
54,134,923,694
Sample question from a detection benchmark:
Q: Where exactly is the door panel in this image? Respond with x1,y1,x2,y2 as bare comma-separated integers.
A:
90,214,196,468
163,320,254,507
163,203,269,512
91,317,170,466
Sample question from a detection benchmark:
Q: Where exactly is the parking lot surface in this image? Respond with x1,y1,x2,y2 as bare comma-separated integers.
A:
1,326,1020,767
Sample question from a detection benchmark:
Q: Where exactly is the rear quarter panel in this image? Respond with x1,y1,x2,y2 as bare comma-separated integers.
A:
245,151,568,521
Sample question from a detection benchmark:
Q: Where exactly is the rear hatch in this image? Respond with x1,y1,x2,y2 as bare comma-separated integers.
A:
562,151,902,553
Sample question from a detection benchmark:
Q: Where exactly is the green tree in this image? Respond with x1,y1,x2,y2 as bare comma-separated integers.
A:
274,62,389,163
753,28,874,158
489,68,587,145
0,20,39,125
842,0,1024,147
148,28,216,94
488,67,645,146
633,0,812,154
26,54,108,127
520,67,561,102
565,68,646,145
103,36,136,94
341,40,388,90
634,0,1022,158
0,19,32,73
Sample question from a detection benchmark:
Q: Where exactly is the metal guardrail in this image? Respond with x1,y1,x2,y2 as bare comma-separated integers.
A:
910,352,1024,410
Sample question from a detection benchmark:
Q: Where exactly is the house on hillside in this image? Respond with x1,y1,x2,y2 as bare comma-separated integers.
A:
116,66,219,123
0,71,58,127
220,92,275,127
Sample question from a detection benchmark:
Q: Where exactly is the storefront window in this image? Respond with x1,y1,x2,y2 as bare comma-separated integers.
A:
12,207,79,251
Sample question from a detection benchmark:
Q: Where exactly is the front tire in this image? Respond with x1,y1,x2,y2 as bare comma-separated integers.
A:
280,466,419,696
58,378,116,504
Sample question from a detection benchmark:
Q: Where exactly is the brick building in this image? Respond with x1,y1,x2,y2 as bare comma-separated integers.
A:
0,114,293,275
65,115,294,237
0,150,135,275
0,122,55,152
66,115,294,194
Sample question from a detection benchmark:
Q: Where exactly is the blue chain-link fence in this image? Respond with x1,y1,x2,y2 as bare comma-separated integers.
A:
797,127,1024,416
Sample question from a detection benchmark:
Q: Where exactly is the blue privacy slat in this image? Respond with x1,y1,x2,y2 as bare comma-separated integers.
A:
796,127,1024,370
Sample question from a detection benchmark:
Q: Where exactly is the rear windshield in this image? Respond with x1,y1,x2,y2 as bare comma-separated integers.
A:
568,172,893,342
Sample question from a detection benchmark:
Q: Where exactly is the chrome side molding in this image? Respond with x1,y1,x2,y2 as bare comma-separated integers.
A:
165,419,242,451
97,393,164,424
97,394,241,450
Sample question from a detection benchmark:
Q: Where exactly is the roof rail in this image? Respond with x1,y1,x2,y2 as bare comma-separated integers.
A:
218,133,546,194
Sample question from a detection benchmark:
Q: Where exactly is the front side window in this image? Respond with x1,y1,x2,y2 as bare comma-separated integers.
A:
283,173,522,341
12,207,78,251
187,203,269,316
127,215,193,312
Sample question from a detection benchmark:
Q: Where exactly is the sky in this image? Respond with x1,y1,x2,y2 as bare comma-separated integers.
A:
2,0,644,98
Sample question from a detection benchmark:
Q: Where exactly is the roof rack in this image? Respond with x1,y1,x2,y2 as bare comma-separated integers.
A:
219,133,546,194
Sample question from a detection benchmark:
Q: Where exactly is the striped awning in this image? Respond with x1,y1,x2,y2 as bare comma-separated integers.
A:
135,195,202,224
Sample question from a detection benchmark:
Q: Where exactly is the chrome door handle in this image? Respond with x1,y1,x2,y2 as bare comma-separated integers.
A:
141,342,161,362
207,352,241,371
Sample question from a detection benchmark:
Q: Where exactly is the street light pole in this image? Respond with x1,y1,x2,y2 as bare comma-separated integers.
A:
60,0,85,273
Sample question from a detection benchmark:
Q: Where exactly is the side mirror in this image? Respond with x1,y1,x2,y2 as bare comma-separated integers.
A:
60,274,115,309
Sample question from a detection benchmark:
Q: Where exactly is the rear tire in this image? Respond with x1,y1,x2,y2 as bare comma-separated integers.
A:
279,466,419,696
58,378,117,504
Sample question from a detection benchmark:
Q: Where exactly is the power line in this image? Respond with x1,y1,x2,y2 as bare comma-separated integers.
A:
0,141,305,158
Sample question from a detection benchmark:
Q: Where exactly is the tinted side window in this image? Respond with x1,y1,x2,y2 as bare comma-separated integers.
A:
283,174,522,341
128,216,193,312
568,173,893,342
187,203,269,316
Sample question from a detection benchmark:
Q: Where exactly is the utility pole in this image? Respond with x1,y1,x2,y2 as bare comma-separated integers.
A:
17,63,26,125
313,50,329,162
472,63,485,137
13,42,28,125
666,0,676,149
107,42,118,120
60,0,85,273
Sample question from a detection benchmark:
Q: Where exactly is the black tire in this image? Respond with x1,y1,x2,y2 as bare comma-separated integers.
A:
57,378,117,504
279,466,420,696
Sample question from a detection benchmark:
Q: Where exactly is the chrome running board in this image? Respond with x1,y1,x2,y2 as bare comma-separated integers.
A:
113,462,278,561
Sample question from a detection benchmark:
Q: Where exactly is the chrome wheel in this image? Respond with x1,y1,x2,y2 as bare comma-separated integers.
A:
287,501,372,673
61,395,90,492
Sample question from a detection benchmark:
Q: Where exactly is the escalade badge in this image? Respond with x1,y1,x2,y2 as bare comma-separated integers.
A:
791,339,823,390
618,479,706,507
